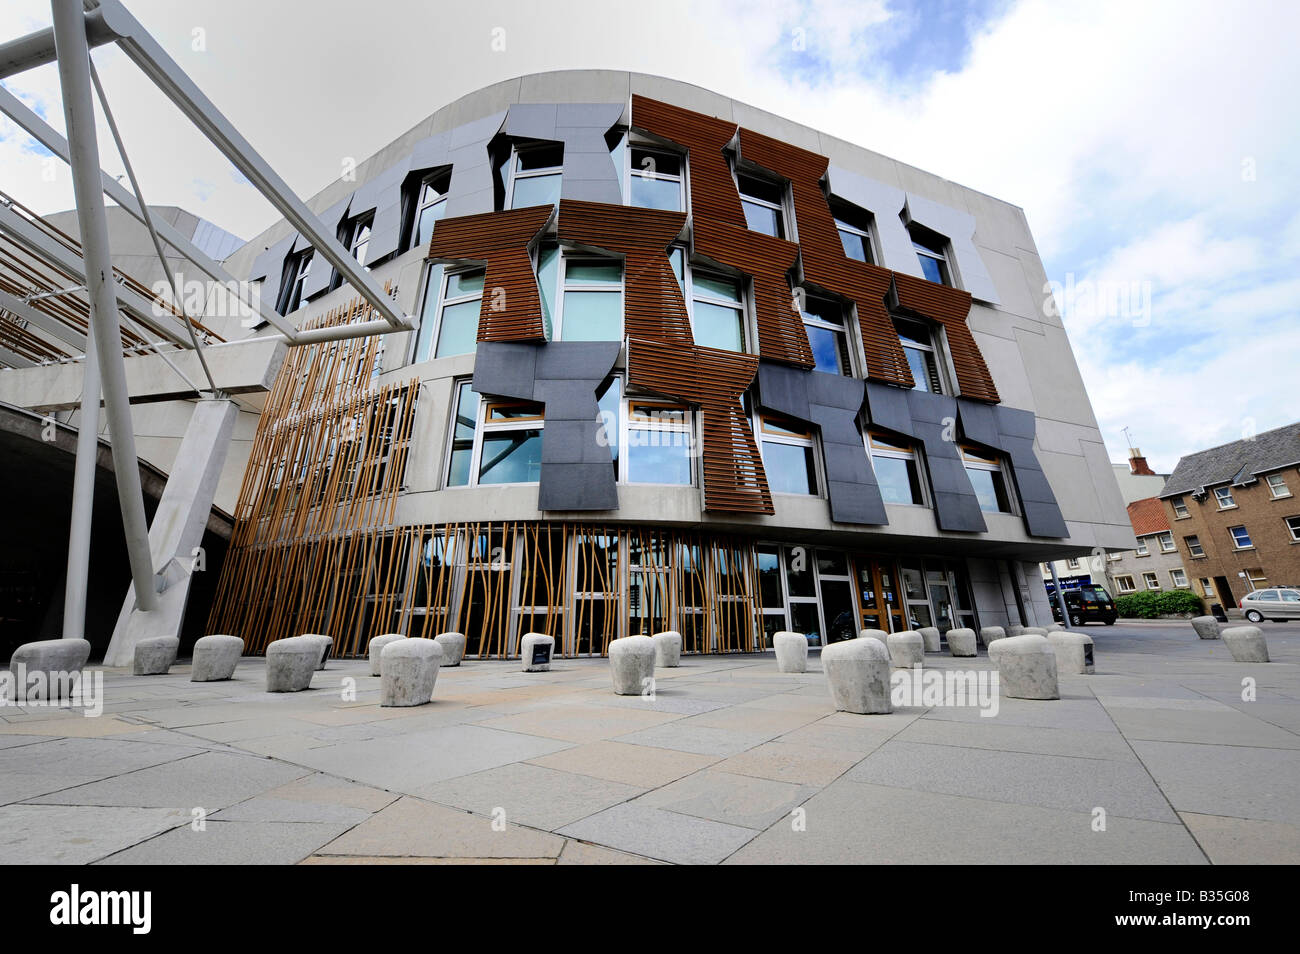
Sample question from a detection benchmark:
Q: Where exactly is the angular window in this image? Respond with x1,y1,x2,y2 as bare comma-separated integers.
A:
737,172,786,238
428,268,485,359
908,222,952,286
1214,486,1236,509
554,256,623,341
690,270,746,352
346,212,373,267
1229,525,1253,549
625,400,693,485
508,144,563,209
962,445,1012,514
830,199,874,264
800,293,853,376
1185,534,1204,557
629,147,683,212
411,171,450,249
277,248,313,314
760,415,818,495
1171,495,1189,518
1266,472,1291,498
894,316,945,393
868,433,925,506
445,379,544,487
1157,531,1175,553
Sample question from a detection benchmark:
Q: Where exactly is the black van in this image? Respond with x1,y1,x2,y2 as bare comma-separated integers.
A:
1050,584,1117,626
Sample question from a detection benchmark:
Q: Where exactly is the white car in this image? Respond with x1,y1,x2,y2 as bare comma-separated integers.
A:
1240,587,1300,623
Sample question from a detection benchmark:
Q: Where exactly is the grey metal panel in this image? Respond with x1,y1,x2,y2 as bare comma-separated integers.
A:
502,102,559,140
903,389,988,533
350,157,413,263
502,102,624,206
958,400,1068,538
248,233,294,289
904,192,1001,305
757,362,884,525
300,198,353,300
472,340,620,511
825,165,920,278
862,381,915,438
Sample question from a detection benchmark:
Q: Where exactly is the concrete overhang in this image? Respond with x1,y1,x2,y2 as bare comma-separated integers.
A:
0,337,286,412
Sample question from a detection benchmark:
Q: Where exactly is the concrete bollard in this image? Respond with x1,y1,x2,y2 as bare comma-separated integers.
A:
652,631,682,667
989,634,1059,700
1021,627,1049,636
380,638,443,706
609,635,657,695
886,631,925,668
979,626,1006,648
1221,626,1269,663
368,633,406,676
521,632,554,672
434,632,467,667
301,633,332,670
191,635,242,682
266,636,320,692
1048,631,1095,674
858,628,890,642
946,628,977,657
823,636,893,715
1191,616,1221,640
917,626,941,653
1007,624,1026,637
772,631,809,674
7,639,92,700
1045,623,1065,632
133,635,179,675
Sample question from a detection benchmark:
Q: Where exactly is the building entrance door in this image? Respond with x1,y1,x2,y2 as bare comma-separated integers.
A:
928,579,956,634
1214,576,1235,609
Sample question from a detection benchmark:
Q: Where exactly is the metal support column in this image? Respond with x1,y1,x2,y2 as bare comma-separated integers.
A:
62,319,99,638
50,0,157,611
1049,562,1071,629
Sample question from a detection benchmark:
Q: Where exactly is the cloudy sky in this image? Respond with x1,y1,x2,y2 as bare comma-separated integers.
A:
2,0,1296,472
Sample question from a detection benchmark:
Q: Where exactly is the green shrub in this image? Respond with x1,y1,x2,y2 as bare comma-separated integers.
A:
1115,589,1203,618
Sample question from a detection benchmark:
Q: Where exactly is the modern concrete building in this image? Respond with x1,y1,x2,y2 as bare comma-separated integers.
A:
3,70,1135,659
1158,421,1300,609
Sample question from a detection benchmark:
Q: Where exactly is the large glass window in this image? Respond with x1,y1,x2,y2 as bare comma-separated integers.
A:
1171,495,1190,518
554,256,622,341
1215,486,1236,509
626,400,693,485
629,147,683,212
1287,515,1300,541
737,173,786,238
691,271,746,352
908,222,951,286
508,144,563,209
429,268,485,358
411,171,450,249
1229,525,1253,549
1266,473,1291,498
345,212,373,267
1157,531,1175,553
831,199,874,264
760,416,818,495
277,248,313,314
894,316,944,393
962,445,1012,514
444,381,543,487
800,293,853,375
1185,534,1204,557
868,434,925,505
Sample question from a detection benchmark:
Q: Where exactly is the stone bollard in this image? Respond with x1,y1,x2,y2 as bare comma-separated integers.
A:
521,632,554,672
858,628,889,642
652,631,682,667
609,635,656,695
886,631,925,668
434,632,467,667
266,636,320,692
133,635,179,675
989,634,1059,700
301,633,333,671
8,638,92,700
1191,616,1221,640
946,628,977,657
917,626,941,653
1048,631,1095,674
1221,626,1269,663
380,638,443,707
1007,624,1026,637
979,626,1006,648
191,635,242,682
823,636,893,715
1021,627,1049,636
368,633,406,676
772,631,808,674
1046,623,1065,632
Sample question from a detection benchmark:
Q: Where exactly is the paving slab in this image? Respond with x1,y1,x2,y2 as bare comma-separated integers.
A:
527,739,719,787
634,769,816,830
1131,740,1300,824
613,722,773,757
897,718,1137,762
0,804,186,864
97,820,351,865
714,740,864,785
1103,705,1300,748
1179,811,1300,864
556,802,758,864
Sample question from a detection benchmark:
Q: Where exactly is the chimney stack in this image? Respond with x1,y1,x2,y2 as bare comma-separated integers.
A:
1128,447,1155,476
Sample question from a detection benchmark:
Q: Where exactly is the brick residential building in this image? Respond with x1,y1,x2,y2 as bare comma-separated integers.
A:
1158,422,1300,609
1109,496,1193,597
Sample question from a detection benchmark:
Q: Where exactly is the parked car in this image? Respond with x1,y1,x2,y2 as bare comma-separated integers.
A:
1240,587,1300,623
1050,584,1117,626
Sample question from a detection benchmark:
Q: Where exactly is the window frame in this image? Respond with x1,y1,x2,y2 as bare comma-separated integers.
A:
1185,534,1205,558
626,144,685,213
829,198,876,265
907,221,953,287
758,413,822,497
1287,515,1300,542
1214,486,1237,510
687,266,749,353
1115,575,1137,593
1170,568,1189,588
621,396,697,487
1157,531,1176,553
735,170,789,239
798,291,856,376
1171,495,1190,519
1142,571,1160,591
893,315,949,394
549,252,625,342
410,170,451,250
443,379,546,489
1229,524,1254,550
277,248,314,315
866,432,928,507
1266,472,1292,499
345,211,374,268
506,143,564,210
1135,537,1150,557
961,444,1015,515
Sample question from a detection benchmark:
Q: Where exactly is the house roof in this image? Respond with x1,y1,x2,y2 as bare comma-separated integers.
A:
1159,421,1300,498
1128,497,1170,537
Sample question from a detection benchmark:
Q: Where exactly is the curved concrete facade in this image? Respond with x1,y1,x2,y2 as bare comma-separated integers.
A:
202,71,1132,657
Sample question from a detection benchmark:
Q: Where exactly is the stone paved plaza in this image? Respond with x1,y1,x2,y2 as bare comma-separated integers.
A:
2,621,1298,865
